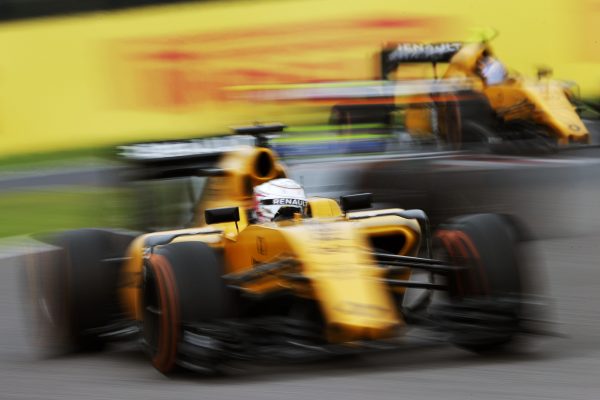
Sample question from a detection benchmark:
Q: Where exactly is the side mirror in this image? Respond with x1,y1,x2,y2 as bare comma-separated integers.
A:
340,193,372,212
396,209,428,222
205,207,240,225
397,209,432,259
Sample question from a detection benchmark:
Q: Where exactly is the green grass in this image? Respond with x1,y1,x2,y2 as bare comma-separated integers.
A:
285,123,387,133
273,132,391,144
0,187,134,237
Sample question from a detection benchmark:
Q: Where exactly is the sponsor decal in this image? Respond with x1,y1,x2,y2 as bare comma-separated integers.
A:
310,223,356,256
388,42,462,62
271,198,308,207
495,99,535,118
256,237,267,256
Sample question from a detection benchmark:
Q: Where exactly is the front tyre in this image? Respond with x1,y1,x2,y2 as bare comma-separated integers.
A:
141,242,234,374
433,214,523,352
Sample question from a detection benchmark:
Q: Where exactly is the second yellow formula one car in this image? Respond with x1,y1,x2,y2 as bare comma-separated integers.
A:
26,125,533,374
328,40,590,153
390,41,590,150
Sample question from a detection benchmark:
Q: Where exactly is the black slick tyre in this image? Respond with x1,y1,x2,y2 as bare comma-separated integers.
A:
433,90,500,150
26,229,136,353
433,214,523,352
141,241,233,374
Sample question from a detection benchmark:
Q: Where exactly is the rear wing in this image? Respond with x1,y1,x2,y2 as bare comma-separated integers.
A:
380,42,463,79
117,123,286,180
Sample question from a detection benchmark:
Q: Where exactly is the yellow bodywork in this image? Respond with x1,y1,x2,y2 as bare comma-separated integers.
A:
404,42,589,145
118,146,422,343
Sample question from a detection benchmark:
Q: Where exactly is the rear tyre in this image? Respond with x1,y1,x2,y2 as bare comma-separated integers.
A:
141,241,234,374
433,214,523,352
434,91,500,150
25,229,137,353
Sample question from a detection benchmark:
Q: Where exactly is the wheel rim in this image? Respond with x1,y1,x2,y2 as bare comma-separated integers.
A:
141,255,181,373
435,229,489,298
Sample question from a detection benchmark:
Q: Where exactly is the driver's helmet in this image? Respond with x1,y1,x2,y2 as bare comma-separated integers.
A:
253,178,308,222
478,55,507,85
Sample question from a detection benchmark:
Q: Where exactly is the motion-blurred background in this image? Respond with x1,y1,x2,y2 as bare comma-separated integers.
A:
1,0,599,155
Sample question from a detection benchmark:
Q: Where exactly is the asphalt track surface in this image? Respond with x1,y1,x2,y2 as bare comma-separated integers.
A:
2,132,600,399
1,235,599,400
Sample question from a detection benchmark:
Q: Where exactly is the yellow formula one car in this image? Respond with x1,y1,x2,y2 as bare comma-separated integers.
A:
387,41,590,150
26,125,532,374
329,41,590,152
